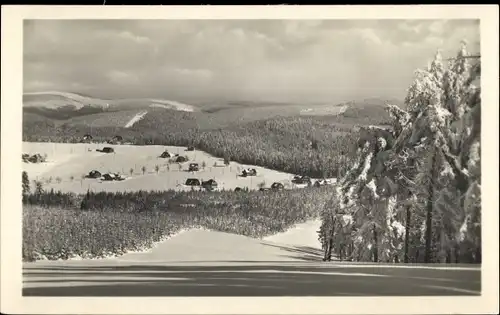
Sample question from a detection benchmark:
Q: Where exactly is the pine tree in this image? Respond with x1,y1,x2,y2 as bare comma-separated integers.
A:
321,43,481,264
34,180,44,195
403,43,481,262
22,171,30,196
224,154,231,166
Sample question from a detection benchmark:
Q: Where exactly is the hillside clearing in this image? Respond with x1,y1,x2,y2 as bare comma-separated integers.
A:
22,142,333,193
124,111,148,128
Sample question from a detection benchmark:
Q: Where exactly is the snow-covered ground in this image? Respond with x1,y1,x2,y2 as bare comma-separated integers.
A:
149,99,195,112
22,142,334,194
262,219,322,249
124,110,148,128
22,219,481,296
23,91,198,112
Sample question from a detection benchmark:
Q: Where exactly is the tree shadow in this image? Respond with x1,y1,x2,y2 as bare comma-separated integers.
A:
260,243,324,261
23,263,481,296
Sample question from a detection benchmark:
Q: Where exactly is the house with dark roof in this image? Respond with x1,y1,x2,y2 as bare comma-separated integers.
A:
159,151,171,158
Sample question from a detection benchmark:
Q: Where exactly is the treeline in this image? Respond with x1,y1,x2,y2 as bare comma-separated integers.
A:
23,105,111,120
337,103,395,126
22,184,333,262
23,111,361,178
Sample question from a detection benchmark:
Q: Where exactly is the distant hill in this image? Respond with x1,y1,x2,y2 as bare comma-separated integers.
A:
328,97,405,126
22,94,405,178
23,91,198,115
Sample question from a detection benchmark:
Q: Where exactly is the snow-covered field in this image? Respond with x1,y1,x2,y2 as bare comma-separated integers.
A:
299,104,349,116
22,219,481,296
115,220,324,263
22,142,329,194
149,99,195,112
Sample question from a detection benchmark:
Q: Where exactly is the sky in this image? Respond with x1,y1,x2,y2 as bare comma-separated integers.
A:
23,19,480,104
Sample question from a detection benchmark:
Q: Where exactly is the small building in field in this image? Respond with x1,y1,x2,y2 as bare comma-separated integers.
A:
241,168,257,177
202,179,218,190
176,155,188,163
99,147,114,154
271,182,285,190
188,163,200,172
113,135,123,142
185,178,201,186
100,173,125,181
159,151,171,158
22,153,45,163
87,170,102,179
291,175,312,186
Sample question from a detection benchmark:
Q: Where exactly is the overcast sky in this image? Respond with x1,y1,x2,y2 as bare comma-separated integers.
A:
23,19,480,104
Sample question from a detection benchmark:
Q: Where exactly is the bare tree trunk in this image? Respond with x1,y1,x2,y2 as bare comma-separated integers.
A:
324,218,335,262
424,149,438,263
323,240,329,261
373,224,379,263
404,206,411,263
325,238,333,261
475,247,481,263
475,229,482,263
454,244,460,263
439,226,447,263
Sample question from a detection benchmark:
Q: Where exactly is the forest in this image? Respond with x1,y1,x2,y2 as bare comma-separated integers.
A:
22,182,332,262
318,43,482,264
23,111,366,178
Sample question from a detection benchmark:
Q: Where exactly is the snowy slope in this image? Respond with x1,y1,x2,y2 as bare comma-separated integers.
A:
23,91,198,112
124,111,148,128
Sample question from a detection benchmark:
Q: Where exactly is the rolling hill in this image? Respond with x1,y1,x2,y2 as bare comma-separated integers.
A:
23,91,403,128
22,91,403,178
23,91,197,114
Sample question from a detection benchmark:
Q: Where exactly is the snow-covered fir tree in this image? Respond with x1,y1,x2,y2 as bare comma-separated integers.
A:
319,42,481,263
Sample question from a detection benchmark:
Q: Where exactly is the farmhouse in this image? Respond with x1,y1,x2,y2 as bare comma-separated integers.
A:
292,175,312,186
82,134,93,142
98,147,115,154
314,179,334,187
86,170,102,179
101,173,115,181
175,156,188,163
185,178,201,186
271,182,285,190
241,168,257,177
188,163,200,172
202,179,218,190
100,173,125,181
22,153,45,163
106,135,123,145
159,151,171,158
